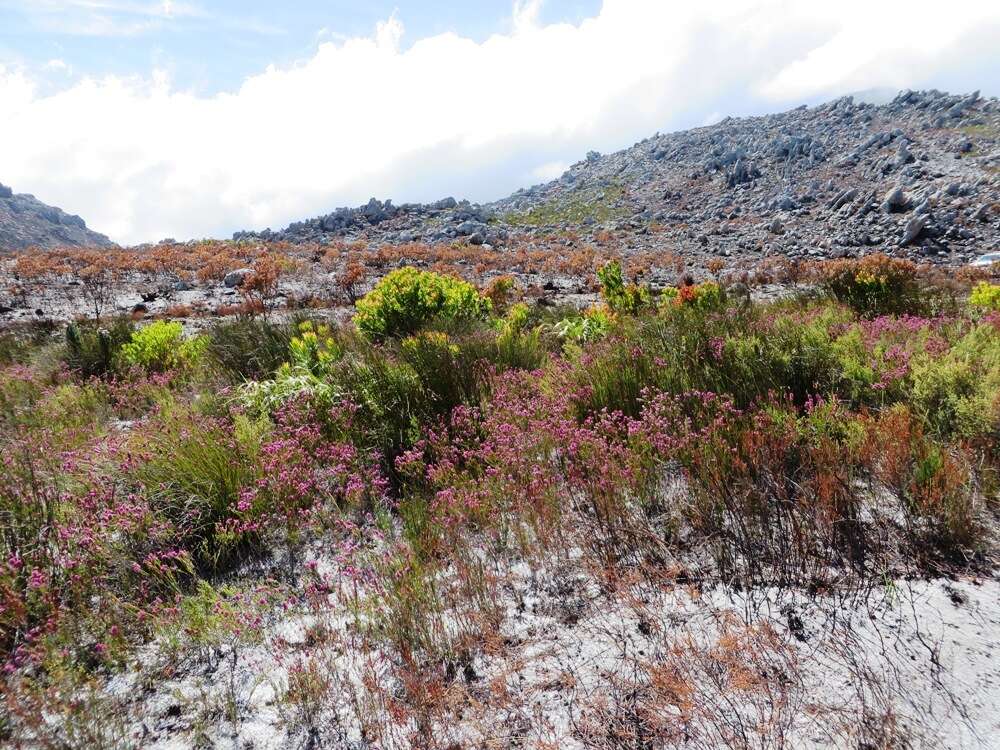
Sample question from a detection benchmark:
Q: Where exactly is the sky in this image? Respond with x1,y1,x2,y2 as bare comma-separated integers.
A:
1,0,999,245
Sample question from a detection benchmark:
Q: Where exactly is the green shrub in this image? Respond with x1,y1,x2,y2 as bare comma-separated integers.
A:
239,321,345,413
63,318,135,379
36,383,112,435
120,321,207,373
909,323,1000,440
970,282,1000,312
711,312,843,407
569,298,853,418
598,260,651,315
354,267,492,339
659,281,725,312
552,307,612,344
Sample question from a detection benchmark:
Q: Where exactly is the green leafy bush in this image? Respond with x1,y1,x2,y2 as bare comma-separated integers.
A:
552,307,612,344
239,321,344,412
120,321,207,373
597,260,651,314
354,267,492,339
659,281,725,312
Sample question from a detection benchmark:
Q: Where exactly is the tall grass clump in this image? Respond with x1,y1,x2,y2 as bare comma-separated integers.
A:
63,318,134,378
129,407,264,573
0,320,58,367
207,316,298,382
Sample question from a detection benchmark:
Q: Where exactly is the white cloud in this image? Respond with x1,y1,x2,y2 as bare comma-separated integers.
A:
43,58,71,73
1,0,999,245
529,161,571,183
701,111,723,127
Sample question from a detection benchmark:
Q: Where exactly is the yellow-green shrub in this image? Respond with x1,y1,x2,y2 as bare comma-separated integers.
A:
970,282,1000,312
354,267,492,339
119,321,207,373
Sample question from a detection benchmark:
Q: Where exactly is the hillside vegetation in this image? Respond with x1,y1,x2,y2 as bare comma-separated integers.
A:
2,254,999,747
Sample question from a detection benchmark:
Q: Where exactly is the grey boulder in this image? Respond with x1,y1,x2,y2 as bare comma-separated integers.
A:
223,268,254,288
901,216,927,246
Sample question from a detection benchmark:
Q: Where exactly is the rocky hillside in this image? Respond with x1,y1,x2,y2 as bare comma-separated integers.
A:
236,89,1000,266
0,183,113,251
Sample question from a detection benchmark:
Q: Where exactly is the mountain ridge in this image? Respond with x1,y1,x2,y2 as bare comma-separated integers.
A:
0,183,114,251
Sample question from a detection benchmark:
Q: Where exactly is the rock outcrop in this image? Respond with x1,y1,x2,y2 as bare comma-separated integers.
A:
234,89,1000,268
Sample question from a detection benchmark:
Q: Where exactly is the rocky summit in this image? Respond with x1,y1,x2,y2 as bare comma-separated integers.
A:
0,183,113,251
236,89,1000,266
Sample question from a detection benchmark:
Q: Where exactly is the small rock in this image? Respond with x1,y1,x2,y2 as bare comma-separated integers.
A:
895,142,915,168
882,186,910,213
901,215,927,246
830,188,859,211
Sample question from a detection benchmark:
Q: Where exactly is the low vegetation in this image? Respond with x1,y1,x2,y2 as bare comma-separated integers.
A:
1,255,998,746
502,183,629,227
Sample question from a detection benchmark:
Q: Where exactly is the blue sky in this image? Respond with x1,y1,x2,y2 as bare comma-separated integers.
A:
1,1,999,245
0,1,601,92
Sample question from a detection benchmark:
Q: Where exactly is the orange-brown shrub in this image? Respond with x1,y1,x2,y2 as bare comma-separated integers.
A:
164,304,193,318
336,261,368,304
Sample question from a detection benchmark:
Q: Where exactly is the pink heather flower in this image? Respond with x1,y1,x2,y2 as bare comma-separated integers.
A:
27,568,47,590
709,337,725,362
